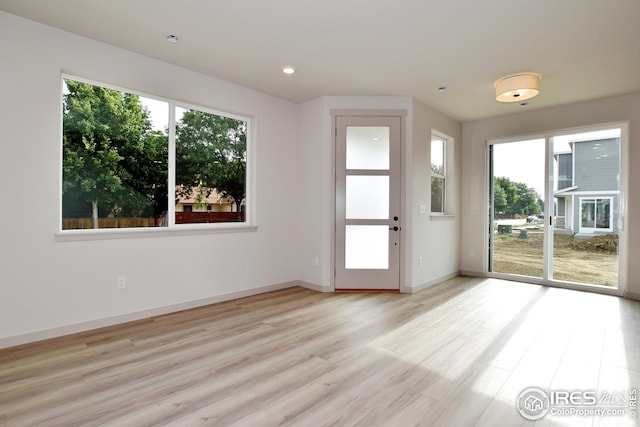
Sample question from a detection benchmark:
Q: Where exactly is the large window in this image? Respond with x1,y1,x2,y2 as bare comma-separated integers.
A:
62,77,249,231
430,136,446,213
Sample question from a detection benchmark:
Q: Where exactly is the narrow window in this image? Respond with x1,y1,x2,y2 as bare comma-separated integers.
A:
431,136,446,213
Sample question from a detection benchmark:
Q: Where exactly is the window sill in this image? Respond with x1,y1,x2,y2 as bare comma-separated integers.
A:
55,223,258,242
430,214,456,221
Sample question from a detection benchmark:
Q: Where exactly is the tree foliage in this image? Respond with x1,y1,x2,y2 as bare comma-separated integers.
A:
493,176,541,217
175,110,247,219
62,80,168,228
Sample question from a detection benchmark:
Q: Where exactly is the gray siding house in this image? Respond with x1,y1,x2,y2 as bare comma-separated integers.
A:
554,137,620,236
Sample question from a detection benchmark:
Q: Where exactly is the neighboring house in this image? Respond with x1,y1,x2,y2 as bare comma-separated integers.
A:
175,187,235,213
554,137,620,236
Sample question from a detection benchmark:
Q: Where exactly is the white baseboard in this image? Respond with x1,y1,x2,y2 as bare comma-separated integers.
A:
407,271,461,294
0,281,301,349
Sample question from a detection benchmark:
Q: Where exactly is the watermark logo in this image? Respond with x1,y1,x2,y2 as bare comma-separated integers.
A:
517,387,637,420
517,387,550,420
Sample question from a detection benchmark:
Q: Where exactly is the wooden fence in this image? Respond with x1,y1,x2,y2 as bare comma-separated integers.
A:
62,212,244,230
175,212,244,224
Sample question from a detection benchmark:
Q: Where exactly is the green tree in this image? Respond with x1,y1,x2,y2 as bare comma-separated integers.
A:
63,80,167,228
537,197,544,214
175,110,247,220
492,181,507,214
493,176,541,217
511,182,540,216
132,130,169,222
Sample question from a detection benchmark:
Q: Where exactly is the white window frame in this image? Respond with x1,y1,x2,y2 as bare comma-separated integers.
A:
57,75,256,241
430,132,452,216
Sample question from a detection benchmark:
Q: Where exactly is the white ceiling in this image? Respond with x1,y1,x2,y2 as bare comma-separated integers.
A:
1,0,639,122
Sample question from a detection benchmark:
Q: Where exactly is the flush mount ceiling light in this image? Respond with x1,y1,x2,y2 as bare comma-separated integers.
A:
282,65,296,75
166,34,179,43
493,72,541,103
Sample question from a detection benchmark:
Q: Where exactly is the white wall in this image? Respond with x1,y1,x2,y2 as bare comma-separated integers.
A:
296,97,328,288
0,12,301,346
410,99,462,291
460,94,640,299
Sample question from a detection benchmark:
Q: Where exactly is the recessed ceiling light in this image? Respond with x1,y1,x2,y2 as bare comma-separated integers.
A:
282,65,296,75
166,34,179,44
438,86,447,92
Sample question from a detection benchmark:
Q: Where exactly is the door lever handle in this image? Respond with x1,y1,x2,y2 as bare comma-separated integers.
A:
389,226,399,231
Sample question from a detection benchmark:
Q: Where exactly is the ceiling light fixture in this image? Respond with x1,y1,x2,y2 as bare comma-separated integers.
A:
166,34,179,43
282,65,296,75
493,72,541,103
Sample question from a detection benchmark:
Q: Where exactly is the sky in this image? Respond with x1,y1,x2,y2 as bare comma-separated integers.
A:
140,98,213,132
492,139,546,198
140,96,169,131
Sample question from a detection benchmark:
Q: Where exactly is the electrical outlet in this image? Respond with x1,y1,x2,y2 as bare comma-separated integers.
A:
117,276,126,289
419,204,426,214
419,256,424,267
469,249,475,257
313,257,320,267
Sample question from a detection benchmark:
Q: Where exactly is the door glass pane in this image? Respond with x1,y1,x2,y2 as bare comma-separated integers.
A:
552,130,619,287
345,225,389,269
346,126,389,170
489,139,545,278
346,176,389,219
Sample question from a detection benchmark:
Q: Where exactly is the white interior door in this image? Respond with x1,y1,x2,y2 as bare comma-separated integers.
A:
335,115,401,290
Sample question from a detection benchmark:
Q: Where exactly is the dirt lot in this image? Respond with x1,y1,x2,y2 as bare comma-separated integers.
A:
492,228,618,287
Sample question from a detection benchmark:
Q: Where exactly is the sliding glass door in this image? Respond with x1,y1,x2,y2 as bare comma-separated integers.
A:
488,125,624,291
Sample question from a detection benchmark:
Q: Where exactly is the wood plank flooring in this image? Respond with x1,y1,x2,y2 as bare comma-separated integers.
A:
1,277,639,426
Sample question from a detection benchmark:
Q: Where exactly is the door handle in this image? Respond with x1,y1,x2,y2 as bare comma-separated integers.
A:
389,226,399,231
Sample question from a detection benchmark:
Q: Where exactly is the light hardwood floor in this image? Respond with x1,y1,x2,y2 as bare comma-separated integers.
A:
1,277,639,426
